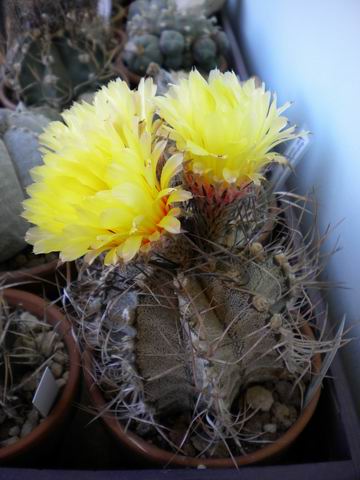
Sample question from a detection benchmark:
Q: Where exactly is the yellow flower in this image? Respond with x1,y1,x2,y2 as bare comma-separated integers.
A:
156,69,302,190
22,78,191,265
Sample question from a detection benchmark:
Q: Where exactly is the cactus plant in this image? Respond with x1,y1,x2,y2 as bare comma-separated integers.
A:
22,72,344,463
122,34,163,76
1,4,123,109
122,0,229,77
69,204,341,460
159,30,185,56
0,105,59,262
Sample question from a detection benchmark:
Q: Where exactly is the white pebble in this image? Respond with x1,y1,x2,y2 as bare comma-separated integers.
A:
21,421,34,438
51,362,63,378
56,378,66,389
246,386,274,412
54,351,68,365
2,436,19,446
264,423,277,433
8,425,20,436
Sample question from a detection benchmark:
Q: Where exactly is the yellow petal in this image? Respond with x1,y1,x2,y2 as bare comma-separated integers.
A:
158,215,181,234
104,248,119,265
167,189,192,205
118,235,143,262
160,153,184,189
156,69,304,188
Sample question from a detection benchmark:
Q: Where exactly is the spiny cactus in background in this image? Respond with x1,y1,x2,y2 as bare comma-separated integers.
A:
123,0,228,75
1,1,98,44
0,105,59,262
2,5,122,109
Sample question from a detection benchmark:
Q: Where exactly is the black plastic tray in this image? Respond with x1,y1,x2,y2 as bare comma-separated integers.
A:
1,12,360,480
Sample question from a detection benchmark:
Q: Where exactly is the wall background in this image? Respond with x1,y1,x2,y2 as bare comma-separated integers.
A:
226,0,360,414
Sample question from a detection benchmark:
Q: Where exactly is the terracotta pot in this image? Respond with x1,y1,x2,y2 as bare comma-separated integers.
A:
83,323,321,468
0,260,75,300
0,288,81,463
0,259,60,284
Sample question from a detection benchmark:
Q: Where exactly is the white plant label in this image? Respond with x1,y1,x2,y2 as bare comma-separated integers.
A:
283,130,310,167
272,124,311,190
32,367,60,417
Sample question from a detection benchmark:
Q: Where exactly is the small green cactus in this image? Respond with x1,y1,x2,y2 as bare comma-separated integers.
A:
163,53,183,70
193,36,217,70
159,30,185,56
128,0,150,19
122,0,228,76
122,34,163,75
213,30,229,55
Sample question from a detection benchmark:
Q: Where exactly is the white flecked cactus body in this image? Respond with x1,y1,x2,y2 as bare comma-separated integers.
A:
0,106,59,262
69,226,331,457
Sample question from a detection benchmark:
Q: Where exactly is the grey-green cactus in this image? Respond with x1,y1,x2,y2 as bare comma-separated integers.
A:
122,34,163,76
163,53,183,70
122,0,229,76
2,7,121,109
159,30,185,56
0,106,60,262
68,196,342,460
193,36,217,70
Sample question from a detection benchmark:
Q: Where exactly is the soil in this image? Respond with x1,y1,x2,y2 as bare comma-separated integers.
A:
0,246,58,272
0,306,69,448
97,348,305,459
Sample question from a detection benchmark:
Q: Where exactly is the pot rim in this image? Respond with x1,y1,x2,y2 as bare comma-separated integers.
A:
0,259,61,285
83,323,321,468
0,288,81,462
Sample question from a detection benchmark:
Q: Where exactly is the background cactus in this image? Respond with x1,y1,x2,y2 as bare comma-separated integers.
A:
0,105,59,262
122,0,229,76
122,34,163,76
67,195,343,459
1,4,123,109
